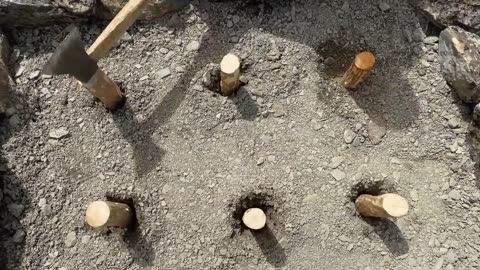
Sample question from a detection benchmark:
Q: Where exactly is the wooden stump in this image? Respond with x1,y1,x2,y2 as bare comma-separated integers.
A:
82,69,124,110
355,193,409,218
86,201,133,228
341,51,375,89
242,208,267,230
220,53,241,96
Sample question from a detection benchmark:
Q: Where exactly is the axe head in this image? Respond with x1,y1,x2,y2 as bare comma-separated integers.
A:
43,27,98,83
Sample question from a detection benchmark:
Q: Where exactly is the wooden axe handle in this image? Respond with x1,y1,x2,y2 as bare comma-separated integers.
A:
87,0,149,62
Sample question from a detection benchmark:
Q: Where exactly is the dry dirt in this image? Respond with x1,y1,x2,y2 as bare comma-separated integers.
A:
1,0,480,270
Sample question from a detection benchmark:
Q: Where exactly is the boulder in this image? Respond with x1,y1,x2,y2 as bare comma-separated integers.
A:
439,26,480,103
54,0,96,15
98,0,191,19
416,0,480,34
0,0,81,27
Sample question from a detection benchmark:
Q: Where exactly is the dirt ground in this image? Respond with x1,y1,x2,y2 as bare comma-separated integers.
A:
1,0,480,269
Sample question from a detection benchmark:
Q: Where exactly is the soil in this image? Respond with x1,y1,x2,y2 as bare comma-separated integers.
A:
1,0,480,269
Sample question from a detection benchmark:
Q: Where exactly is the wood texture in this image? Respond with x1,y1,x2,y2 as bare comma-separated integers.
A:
355,193,409,218
242,208,267,230
341,51,375,89
87,0,149,62
86,201,133,228
82,69,123,110
220,53,241,96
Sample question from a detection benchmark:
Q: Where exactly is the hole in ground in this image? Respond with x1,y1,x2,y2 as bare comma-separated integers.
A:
230,191,276,235
349,178,397,203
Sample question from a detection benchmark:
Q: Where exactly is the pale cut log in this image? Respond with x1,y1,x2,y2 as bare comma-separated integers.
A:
341,51,375,89
86,201,133,228
220,53,241,96
242,208,267,230
355,193,409,218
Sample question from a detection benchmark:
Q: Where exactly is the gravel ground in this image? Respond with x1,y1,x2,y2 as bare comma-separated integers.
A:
1,0,480,269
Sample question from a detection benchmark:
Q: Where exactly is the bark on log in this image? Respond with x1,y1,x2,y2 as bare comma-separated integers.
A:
86,200,133,228
341,51,375,89
355,193,409,218
220,53,241,96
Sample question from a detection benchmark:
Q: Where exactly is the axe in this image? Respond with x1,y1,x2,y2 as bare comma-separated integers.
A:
43,0,149,110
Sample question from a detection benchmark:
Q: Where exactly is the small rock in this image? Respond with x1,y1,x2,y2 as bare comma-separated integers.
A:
81,235,90,244
8,114,21,127
448,118,460,129
7,203,24,218
424,36,439,44
267,155,276,162
14,65,25,77
445,264,454,270
378,2,391,12
162,183,173,194
343,129,356,144
38,198,47,211
186,40,200,51
367,120,386,145
303,194,319,203
272,104,286,117
448,189,461,200
12,229,25,243
434,257,444,270
311,119,322,131
256,157,265,166
159,47,169,54
410,190,419,202
446,249,457,263
157,68,171,79
29,70,40,79
64,232,77,248
49,127,69,139
232,15,240,24
328,156,344,169
330,169,346,181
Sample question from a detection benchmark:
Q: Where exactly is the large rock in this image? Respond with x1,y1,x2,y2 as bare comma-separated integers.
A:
416,0,480,34
439,26,480,104
54,0,96,15
98,0,191,19
0,0,81,27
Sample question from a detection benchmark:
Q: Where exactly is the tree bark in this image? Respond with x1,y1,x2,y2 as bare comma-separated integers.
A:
355,193,408,218
86,201,133,228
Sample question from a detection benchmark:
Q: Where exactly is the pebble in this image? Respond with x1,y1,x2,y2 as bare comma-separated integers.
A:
445,264,454,270
157,68,171,79
8,115,21,127
311,119,322,131
162,183,173,194
424,36,439,44
186,41,200,51
64,232,77,248
410,190,419,202
257,157,265,166
29,70,40,79
328,156,344,169
448,190,461,200
446,249,457,263
159,47,169,54
49,127,69,139
378,2,391,12
81,235,90,244
434,257,444,270
343,129,356,144
38,198,47,211
367,121,386,145
448,118,459,129
12,229,25,243
330,169,346,181
7,203,24,218
303,194,319,203
232,15,240,24
15,65,25,77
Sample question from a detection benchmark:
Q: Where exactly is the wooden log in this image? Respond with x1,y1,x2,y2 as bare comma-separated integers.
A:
86,201,133,228
242,208,267,230
341,51,375,89
220,53,241,96
355,193,409,218
82,69,123,110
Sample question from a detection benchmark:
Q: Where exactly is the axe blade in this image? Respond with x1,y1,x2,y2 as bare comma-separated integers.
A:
42,27,98,83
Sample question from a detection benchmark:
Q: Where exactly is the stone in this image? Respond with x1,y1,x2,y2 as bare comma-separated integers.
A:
424,36,439,45
12,229,25,243
378,2,391,12
367,120,386,145
157,68,171,79
186,40,200,52
446,249,457,263
448,118,460,129
434,257,444,270
81,235,90,244
7,203,24,218
98,0,191,19
256,157,265,166
38,198,47,211
330,169,346,181
49,128,70,139
65,232,77,248
448,189,461,200
162,183,173,194
438,26,480,103
343,129,356,144
311,119,322,131
0,0,81,27
302,194,319,203
328,156,344,169
417,0,480,34
54,0,95,15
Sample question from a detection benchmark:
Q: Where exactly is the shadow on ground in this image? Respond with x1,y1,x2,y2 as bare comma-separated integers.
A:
363,217,409,257
252,225,287,267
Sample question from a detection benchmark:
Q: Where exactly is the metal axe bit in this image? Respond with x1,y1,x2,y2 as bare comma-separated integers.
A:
43,27,123,110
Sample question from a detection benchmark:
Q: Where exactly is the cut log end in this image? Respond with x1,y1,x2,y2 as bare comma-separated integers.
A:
220,53,241,96
354,51,376,71
382,194,409,217
86,201,111,228
242,208,266,230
